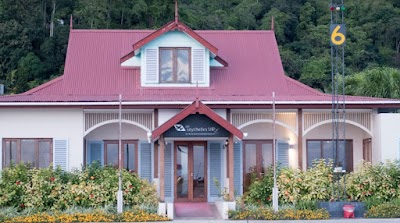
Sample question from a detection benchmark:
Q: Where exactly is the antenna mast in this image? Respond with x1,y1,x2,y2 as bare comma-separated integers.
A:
330,0,346,199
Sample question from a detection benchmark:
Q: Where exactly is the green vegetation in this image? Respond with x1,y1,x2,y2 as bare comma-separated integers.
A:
229,207,330,220
0,163,158,211
0,0,399,96
240,159,400,218
365,199,400,218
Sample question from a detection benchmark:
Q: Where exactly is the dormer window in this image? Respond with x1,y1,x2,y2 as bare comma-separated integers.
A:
121,22,228,87
160,48,191,83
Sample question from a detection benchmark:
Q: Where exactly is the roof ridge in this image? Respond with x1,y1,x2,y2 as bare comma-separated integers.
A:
70,29,274,34
22,76,64,95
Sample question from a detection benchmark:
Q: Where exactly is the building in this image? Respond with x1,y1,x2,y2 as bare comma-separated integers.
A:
1,11,400,203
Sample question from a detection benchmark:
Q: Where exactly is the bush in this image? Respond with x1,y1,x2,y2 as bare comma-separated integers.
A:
2,210,170,223
345,161,400,201
294,200,318,210
243,159,335,206
365,202,400,218
364,196,386,210
0,163,158,211
0,163,31,209
299,159,334,202
242,166,274,205
229,207,329,220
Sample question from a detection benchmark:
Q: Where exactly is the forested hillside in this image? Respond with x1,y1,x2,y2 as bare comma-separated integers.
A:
0,0,399,96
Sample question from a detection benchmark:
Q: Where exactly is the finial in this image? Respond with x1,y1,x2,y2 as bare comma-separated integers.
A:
70,15,73,30
271,16,274,30
175,0,179,23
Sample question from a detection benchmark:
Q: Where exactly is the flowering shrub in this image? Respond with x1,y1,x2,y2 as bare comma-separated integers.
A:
229,207,329,220
243,159,334,206
2,210,169,222
345,161,400,201
300,159,333,202
0,163,31,209
278,167,303,204
243,166,274,205
365,202,400,218
0,163,158,211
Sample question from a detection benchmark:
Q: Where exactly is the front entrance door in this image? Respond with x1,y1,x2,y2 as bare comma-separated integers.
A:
175,141,207,202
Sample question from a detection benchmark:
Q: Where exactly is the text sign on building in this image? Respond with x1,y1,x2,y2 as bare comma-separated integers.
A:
330,24,346,46
164,114,229,138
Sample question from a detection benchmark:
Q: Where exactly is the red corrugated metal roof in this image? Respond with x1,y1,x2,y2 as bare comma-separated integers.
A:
0,28,397,105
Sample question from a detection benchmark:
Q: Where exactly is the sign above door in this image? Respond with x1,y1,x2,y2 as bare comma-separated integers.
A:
164,114,229,137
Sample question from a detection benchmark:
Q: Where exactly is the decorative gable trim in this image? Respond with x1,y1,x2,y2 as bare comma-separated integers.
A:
135,21,218,55
120,21,227,67
151,99,243,140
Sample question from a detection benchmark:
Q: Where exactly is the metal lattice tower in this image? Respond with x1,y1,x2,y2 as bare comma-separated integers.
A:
330,1,346,170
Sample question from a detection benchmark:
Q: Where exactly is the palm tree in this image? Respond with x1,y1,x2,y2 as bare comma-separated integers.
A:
344,67,400,99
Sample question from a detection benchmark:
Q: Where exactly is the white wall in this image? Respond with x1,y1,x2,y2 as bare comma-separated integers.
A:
158,109,181,126
0,108,84,170
374,113,400,162
304,123,371,170
85,122,147,140
158,108,227,126
240,122,298,168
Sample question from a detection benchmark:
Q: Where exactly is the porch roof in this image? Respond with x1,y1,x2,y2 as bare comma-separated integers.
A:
151,99,243,140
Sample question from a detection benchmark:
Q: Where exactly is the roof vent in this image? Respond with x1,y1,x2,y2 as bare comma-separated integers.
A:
0,84,4,95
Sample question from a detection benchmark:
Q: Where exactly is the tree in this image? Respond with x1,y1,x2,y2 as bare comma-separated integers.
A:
14,52,44,93
261,8,296,44
299,56,330,92
344,67,400,98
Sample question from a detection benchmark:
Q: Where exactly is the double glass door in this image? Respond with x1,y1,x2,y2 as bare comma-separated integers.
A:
175,142,207,202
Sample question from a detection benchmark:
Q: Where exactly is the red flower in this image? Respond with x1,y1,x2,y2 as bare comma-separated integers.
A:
129,185,133,189
20,204,25,208
16,181,21,185
90,194,94,198
266,196,271,201
50,177,55,182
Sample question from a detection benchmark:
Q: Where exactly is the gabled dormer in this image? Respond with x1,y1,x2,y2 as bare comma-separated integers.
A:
120,17,227,87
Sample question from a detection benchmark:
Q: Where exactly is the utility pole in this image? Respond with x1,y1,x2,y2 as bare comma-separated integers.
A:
117,94,123,213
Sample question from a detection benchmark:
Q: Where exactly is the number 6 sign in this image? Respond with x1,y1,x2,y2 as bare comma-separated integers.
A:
330,24,346,46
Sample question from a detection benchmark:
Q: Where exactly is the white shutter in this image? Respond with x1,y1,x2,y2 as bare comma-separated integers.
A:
53,139,68,171
192,48,205,83
145,48,158,83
